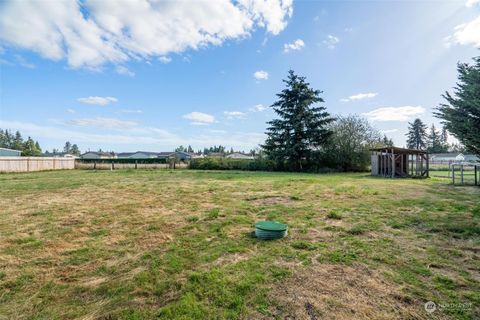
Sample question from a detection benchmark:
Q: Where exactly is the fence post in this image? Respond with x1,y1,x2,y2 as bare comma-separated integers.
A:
461,165,464,185
475,165,478,186
452,164,455,184
135,160,138,169
94,162,96,170
111,161,114,171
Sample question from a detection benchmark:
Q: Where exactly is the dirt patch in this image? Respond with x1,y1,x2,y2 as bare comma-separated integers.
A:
262,263,431,320
248,196,294,206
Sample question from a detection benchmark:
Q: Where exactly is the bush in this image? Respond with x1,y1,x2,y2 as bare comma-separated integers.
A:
189,158,276,171
189,157,340,173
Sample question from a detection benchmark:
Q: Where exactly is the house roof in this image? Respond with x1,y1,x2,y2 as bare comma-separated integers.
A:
132,151,161,156
430,153,460,158
370,147,427,155
81,151,115,156
117,152,135,157
0,147,21,152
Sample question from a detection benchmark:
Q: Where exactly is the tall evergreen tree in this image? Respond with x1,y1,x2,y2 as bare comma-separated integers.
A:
427,124,443,153
406,118,428,150
63,141,72,153
0,129,7,148
382,134,394,147
12,131,24,151
435,55,480,156
22,137,41,156
70,144,80,156
440,126,448,146
262,70,334,170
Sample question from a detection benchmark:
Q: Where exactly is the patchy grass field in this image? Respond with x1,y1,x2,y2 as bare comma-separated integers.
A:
0,170,479,319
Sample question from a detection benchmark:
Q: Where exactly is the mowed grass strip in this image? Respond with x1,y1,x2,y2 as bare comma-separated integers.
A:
0,170,479,319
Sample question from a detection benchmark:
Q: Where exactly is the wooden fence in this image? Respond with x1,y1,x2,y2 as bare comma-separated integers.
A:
75,160,188,170
0,157,75,173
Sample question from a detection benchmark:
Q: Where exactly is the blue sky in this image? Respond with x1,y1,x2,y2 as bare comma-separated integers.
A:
0,0,479,153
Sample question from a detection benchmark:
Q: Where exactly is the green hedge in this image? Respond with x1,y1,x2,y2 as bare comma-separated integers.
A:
189,158,276,171
189,157,339,172
77,158,169,164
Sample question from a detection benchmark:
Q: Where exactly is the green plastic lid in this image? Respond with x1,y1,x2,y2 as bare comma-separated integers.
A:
255,221,288,231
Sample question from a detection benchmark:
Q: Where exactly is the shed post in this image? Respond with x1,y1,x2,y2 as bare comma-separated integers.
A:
426,153,429,177
391,148,395,178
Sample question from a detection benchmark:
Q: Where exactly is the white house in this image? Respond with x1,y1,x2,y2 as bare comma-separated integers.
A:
430,153,478,162
81,151,116,159
226,152,255,160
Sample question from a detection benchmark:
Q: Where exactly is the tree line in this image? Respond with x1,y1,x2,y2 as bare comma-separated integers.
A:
0,129,42,156
260,53,479,172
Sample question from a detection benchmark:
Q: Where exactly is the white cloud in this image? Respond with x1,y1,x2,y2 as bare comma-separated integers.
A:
340,92,378,102
283,39,304,53
323,34,340,49
77,96,118,106
254,70,269,80
0,119,265,149
0,0,293,68
159,56,172,64
224,111,246,119
466,0,479,7
0,120,177,145
362,106,425,122
117,109,143,114
183,112,216,125
445,16,480,47
66,108,76,113
250,104,267,112
115,65,135,77
67,117,137,129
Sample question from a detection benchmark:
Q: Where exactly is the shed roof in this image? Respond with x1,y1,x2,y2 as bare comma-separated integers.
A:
370,147,427,155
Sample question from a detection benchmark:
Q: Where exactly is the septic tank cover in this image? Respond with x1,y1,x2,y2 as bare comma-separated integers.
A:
255,221,288,239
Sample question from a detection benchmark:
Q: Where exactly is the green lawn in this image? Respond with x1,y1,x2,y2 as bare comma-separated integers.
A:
0,170,479,319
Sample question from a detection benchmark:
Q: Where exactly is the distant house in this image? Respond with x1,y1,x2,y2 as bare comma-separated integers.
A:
207,152,225,158
157,152,176,159
42,152,77,158
128,151,161,159
174,151,193,161
226,152,255,160
117,152,136,159
430,153,478,162
81,151,116,159
191,153,204,159
0,147,21,157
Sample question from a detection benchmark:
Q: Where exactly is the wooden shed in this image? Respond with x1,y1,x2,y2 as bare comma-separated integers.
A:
370,147,429,178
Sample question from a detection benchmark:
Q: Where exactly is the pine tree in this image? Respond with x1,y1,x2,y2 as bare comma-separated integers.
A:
435,55,480,156
406,118,427,150
0,129,6,148
70,144,80,156
13,131,24,151
35,141,42,155
427,124,443,153
382,135,394,147
262,70,334,170
63,141,72,154
440,127,448,146
22,137,41,156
